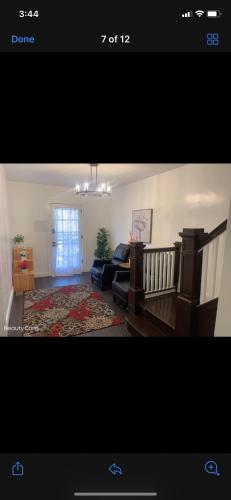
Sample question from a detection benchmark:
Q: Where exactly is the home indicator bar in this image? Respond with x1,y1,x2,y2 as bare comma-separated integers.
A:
74,494,158,497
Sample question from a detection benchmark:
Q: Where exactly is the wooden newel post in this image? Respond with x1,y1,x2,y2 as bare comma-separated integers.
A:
128,242,145,314
173,241,181,288
175,228,207,336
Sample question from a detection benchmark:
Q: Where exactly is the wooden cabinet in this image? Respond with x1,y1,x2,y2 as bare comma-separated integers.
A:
13,247,35,293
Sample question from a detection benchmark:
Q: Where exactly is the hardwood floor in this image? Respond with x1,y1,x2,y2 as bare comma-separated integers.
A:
8,273,131,337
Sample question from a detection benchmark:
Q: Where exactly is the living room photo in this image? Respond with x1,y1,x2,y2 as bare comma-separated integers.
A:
0,163,230,337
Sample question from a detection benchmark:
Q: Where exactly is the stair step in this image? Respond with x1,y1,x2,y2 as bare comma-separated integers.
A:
126,312,168,337
141,293,176,335
143,307,176,335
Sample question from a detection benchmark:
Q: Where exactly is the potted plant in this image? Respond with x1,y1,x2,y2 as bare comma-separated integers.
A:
19,260,29,273
13,234,24,247
19,250,29,260
94,227,112,259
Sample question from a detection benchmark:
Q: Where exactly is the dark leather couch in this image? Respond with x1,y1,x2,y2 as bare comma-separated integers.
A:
112,270,130,308
91,243,130,290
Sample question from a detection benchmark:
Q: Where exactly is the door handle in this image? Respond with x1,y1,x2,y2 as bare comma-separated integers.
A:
52,242,56,247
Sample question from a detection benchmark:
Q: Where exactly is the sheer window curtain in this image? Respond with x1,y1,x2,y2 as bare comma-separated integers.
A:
51,206,82,276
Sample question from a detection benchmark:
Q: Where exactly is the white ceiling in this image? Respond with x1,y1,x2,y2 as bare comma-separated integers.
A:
4,164,185,189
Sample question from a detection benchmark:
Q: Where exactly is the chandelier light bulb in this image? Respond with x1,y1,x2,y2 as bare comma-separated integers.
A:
75,165,111,197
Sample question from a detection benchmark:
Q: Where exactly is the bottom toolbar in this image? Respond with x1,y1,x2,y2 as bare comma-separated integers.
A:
0,454,230,499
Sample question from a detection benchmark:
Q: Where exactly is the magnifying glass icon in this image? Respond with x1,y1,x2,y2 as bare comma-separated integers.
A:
205,460,220,476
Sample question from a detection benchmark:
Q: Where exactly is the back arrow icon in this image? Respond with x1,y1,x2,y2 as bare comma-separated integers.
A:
108,464,123,476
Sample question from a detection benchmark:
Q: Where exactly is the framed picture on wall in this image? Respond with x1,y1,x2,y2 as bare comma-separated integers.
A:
132,209,153,243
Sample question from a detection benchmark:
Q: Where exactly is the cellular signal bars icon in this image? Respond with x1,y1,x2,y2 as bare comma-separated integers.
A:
182,11,193,17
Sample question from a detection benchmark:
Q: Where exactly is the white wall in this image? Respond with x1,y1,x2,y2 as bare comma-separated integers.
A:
8,166,231,277
0,165,13,336
109,164,231,248
214,199,231,336
7,181,111,276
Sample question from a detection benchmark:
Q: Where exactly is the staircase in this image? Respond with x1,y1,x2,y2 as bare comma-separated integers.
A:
127,293,177,337
126,220,227,337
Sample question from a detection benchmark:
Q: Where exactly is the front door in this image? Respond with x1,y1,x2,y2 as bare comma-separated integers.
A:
50,205,83,276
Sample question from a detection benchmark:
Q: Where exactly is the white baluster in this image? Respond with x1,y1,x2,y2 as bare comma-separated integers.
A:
146,253,151,292
159,252,163,290
177,249,182,293
210,237,219,299
155,252,159,290
143,253,147,290
214,232,226,298
151,253,155,292
163,252,167,289
170,251,175,288
166,252,171,288
200,245,209,304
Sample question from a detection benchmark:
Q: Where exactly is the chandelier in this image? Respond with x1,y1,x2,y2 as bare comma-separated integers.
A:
76,164,111,197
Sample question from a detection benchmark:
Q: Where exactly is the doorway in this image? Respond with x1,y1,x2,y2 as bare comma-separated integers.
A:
49,204,83,276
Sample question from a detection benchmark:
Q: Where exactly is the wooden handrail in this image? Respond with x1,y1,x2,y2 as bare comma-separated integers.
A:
198,219,227,250
143,246,176,253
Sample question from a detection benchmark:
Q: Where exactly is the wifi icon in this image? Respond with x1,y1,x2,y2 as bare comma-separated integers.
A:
195,10,205,17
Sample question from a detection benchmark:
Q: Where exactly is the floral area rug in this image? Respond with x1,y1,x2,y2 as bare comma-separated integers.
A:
23,284,123,337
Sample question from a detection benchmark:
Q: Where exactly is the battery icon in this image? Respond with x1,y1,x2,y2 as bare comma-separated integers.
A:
206,10,222,18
